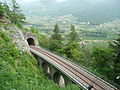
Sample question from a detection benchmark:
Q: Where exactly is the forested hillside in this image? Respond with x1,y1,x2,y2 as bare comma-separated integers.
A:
0,31,79,90
0,1,79,90
27,24,120,87
0,0,120,89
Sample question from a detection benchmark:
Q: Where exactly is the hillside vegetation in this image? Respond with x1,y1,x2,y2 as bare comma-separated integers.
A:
0,0,120,89
27,25,120,87
0,1,79,89
0,31,79,90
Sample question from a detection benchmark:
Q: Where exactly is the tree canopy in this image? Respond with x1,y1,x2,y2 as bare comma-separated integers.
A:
0,0,25,27
49,24,62,51
69,24,78,43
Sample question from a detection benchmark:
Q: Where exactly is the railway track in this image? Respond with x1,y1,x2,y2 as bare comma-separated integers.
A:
30,45,118,90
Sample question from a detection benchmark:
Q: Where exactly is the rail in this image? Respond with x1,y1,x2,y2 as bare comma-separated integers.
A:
30,45,119,90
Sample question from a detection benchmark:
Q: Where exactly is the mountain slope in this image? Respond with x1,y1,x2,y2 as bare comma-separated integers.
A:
0,31,79,90
20,0,120,24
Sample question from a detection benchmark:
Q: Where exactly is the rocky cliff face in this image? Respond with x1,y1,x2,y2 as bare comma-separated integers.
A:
0,14,40,52
0,25,30,52
0,16,29,52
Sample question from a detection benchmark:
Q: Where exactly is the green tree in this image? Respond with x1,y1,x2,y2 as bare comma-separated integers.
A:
51,23,62,41
49,24,62,51
0,1,12,25
91,46,115,80
0,2,11,17
39,34,49,48
58,41,85,64
0,2,11,19
11,0,25,26
0,0,25,27
49,39,61,51
110,38,120,84
69,24,78,42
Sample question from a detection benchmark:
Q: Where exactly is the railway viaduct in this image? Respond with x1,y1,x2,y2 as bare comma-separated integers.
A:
22,31,72,88
22,31,119,90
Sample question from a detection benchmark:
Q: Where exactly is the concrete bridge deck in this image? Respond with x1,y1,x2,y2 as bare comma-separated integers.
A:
30,45,118,90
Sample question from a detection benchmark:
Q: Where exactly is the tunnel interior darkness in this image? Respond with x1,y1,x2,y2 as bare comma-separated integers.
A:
27,38,35,45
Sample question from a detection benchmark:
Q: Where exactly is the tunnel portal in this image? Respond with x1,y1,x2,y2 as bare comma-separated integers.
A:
27,38,35,45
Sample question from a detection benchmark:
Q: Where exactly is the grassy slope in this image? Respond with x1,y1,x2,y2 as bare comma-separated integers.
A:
0,31,79,90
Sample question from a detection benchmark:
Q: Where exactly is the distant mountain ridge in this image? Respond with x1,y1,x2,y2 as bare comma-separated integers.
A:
20,0,120,24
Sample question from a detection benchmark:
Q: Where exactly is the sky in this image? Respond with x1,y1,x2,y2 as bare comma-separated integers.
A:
55,0,67,2
1,0,113,5
22,0,38,3
22,0,67,3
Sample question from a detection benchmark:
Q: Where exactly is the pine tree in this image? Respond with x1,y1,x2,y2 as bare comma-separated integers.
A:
51,23,62,42
54,23,60,34
69,24,78,42
49,24,62,51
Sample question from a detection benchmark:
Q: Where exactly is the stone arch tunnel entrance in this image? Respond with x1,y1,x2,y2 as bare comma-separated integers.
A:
27,38,35,45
